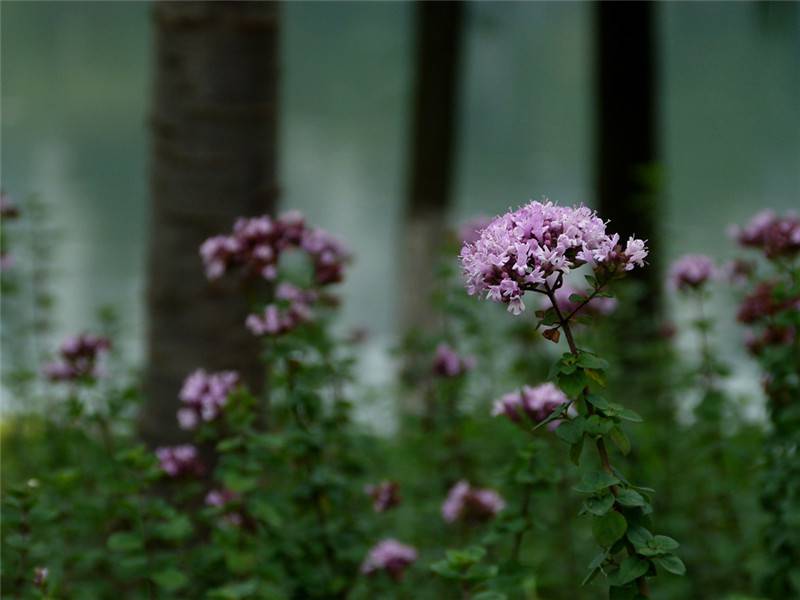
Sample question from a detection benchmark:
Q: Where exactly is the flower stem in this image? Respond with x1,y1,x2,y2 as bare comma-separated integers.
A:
546,287,651,598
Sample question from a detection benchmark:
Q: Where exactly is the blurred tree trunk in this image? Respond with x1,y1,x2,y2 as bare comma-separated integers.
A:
141,1,279,445
594,1,661,315
399,1,465,333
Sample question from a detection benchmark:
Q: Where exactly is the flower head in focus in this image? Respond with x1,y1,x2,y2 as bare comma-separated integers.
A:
458,215,493,245
668,254,716,292
442,480,505,523
460,200,647,314
432,343,476,378
361,539,418,580
364,481,400,513
177,369,240,430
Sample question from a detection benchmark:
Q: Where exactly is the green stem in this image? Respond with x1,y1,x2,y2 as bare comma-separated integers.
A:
546,287,651,598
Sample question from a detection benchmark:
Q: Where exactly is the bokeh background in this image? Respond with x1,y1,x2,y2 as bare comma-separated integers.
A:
2,0,799,401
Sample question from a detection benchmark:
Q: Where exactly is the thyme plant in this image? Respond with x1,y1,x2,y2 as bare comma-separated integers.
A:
460,200,685,598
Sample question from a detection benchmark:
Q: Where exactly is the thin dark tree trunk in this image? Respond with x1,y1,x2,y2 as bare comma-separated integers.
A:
594,1,661,315
400,0,465,333
141,1,279,445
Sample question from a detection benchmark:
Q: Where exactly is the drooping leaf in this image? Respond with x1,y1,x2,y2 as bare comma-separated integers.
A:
609,426,631,455
542,327,561,343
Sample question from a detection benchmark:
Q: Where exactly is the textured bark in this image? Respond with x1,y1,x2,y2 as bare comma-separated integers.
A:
400,1,465,332
142,1,279,445
594,1,661,314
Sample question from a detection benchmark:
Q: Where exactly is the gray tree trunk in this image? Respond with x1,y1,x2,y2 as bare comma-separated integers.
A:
594,1,661,314
141,1,279,445
399,1,465,333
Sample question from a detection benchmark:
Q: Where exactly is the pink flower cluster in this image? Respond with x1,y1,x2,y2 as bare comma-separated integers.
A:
245,283,317,337
731,210,800,259
205,488,241,507
550,283,618,317
361,539,418,580
156,444,204,477
492,382,569,426
737,281,800,356
669,254,717,292
43,333,111,382
442,480,505,523
432,343,476,377
176,369,239,430
200,211,348,285
460,201,647,315
205,489,244,527
364,481,400,513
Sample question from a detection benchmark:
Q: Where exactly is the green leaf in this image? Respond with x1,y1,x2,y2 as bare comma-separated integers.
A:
593,511,627,547
154,515,193,541
618,408,643,422
584,369,607,388
654,554,686,575
586,394,610,410
575,470,620,493
577,353,609,371
532,401,571,432
216,436,244,452
652,535,680,552
431,560,462,579
555,417,584,444
208,580,260,599
609,426,631,455
107,532,144,552
608,556,649,586
585,494,615,516
151,568,188,592
584,415,614,436
627,525,654,549
570,438,584,465
558,370,587,398
581,550,608,586
616,489,647,508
